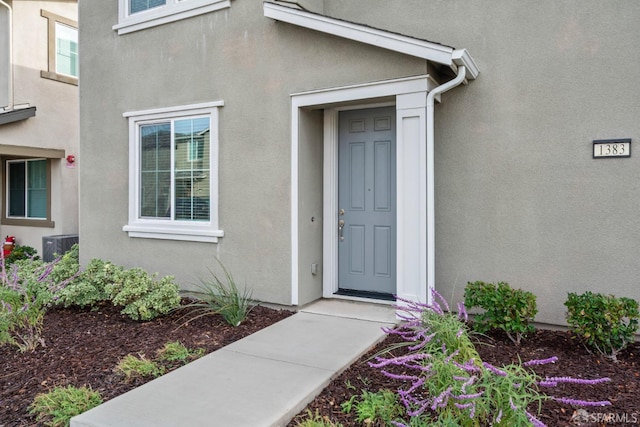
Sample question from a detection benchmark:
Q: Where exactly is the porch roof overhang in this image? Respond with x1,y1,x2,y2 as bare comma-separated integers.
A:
0,143,65,159
0,106,36,126
263,1,479,81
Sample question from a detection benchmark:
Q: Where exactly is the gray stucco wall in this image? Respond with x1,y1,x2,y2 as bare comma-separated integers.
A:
79,0,425,305
80,0,640,324
326,0,640,325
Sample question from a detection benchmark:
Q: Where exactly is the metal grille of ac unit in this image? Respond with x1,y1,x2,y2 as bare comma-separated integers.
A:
42,234,78,262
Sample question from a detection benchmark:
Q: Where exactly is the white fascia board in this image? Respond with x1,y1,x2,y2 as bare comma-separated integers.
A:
264,2,454,66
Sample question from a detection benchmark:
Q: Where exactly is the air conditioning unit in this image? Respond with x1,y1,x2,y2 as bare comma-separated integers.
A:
42,234,78,262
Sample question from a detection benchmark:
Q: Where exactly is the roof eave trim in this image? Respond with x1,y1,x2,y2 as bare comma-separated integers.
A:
0,106,36,126
264,1,457,68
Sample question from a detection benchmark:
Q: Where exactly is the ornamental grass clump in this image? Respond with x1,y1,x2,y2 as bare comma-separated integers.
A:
368,290,611,426
179,258,255,327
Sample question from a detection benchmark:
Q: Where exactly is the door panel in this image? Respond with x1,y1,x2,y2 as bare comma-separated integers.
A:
338,107,396,295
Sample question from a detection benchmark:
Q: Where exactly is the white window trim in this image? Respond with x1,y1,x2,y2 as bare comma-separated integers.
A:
113,0,231,35
122,101,224,243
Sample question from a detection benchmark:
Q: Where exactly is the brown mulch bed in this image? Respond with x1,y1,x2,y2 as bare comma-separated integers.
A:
289,329,640,427
0,303,293,426
2,304,638,427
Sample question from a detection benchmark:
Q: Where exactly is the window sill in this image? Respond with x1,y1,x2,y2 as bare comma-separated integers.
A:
2,218,55,228
113,0,230,35
123,223,224,243
41,71,78,86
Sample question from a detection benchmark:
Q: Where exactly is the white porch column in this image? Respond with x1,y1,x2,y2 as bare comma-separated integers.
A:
396,91,430,304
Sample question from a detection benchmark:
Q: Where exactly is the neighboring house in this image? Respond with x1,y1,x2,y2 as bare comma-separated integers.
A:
0,0,78,253
78,0,640,327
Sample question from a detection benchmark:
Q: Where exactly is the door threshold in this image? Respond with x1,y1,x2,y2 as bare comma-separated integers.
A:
335,289,395,302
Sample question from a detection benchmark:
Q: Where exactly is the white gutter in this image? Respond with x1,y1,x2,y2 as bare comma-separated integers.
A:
425,64,468,303
0,0,13,111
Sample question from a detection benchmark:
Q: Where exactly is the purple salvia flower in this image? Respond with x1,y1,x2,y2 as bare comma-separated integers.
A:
496,409,503,423
456,328,464,338
538,380,558,387
457,301,468,321
525,410,547,427
368,352,431,368
543,376,610,385
454,391,483,400
431,386,453,410
444,349,460,364
523,356,559,367
483,361,508,377
431,288,451,312
509,397,519,411
391,422,409,427
552,397,611,407
379,371,421,381
455,402,474,410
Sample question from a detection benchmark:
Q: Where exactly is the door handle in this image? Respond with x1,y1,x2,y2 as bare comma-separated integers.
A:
338,219,345,241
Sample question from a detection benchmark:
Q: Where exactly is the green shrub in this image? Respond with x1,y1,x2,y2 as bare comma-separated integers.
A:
29,385,103,427
106,268,181,321
295,410,344,427
342,389,403,426
180,259,255,327
48,244,80,286
565,291,639,362
115,354,165,381
55,258,123,309
4,245,39,266
464,281,537,345
156,341,205,364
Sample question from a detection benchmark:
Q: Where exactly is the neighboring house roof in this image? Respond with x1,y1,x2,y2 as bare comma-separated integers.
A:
0,106,36,126
263,1,478,81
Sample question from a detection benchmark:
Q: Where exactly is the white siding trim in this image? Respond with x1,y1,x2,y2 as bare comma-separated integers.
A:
292,76,434,306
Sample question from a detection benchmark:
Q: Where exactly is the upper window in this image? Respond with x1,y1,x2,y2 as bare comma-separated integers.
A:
114,0,231,35
123,101,224,242
41,10,78,86
2,158,54,227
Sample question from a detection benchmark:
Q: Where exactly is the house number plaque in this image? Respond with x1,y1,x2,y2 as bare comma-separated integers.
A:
593,139,631,158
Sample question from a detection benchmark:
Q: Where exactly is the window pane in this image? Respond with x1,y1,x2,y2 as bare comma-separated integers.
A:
55,23,78,77
27,160,47,219
174,117,210,221
8,162,26,217
140,123,171,218
130,0,166,14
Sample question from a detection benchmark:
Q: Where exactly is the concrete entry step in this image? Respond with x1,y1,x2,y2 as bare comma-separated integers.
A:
71,300,397,427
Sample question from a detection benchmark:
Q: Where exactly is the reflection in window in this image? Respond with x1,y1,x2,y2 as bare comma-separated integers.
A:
139,117,210,222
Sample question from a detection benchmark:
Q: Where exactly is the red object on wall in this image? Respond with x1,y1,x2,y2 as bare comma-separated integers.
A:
3,236,16,258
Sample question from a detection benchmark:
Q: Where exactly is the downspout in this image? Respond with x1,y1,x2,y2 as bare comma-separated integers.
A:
425,64,467,304
0,0,13,111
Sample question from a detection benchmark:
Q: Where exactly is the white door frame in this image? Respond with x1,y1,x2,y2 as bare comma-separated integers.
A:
290,75,438,305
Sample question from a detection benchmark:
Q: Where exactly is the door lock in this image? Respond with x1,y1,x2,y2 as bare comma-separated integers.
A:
338,219,345,241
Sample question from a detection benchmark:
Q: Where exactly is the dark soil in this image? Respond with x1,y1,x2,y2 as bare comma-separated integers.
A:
0,303,293,426
289,329,640,427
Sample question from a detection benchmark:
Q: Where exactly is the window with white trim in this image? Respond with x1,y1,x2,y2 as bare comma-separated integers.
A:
114,0,231,35
123,101,224,242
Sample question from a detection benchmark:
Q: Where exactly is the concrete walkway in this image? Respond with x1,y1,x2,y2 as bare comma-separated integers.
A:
71,299,396,427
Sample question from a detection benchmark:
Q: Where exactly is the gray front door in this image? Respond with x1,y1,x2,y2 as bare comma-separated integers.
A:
338,107,396,296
